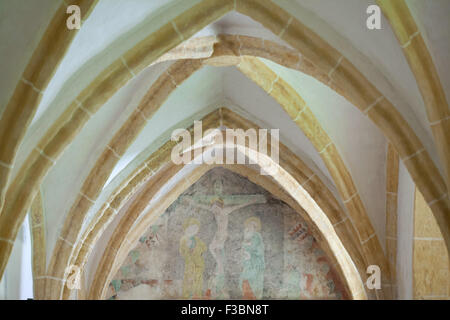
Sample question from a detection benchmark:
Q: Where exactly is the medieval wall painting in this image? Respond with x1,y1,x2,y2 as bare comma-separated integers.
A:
106,168,347,300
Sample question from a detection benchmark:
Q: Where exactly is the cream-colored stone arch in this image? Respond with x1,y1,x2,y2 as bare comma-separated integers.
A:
30,191,46,300
385,143,399,298
87,148,365,300
1,0,448,283
58,109,371,299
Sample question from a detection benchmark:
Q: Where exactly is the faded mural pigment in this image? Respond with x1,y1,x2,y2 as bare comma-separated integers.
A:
107,168,346,300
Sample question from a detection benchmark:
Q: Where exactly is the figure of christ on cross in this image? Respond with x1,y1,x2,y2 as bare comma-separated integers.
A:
182,179,266,299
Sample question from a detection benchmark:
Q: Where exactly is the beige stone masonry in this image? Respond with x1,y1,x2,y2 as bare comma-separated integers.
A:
413,190,449,299
30,191,46,300
385,144,399,298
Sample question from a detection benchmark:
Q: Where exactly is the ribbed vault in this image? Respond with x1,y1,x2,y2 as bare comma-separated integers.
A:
57,109,371,300
0,0,448,300
40,52,391,300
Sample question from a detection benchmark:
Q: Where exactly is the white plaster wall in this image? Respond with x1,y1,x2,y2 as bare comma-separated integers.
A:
0,216,33,300
396,161,415,300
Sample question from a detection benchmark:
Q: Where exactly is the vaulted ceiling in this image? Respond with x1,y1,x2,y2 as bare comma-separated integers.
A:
0,0,448,300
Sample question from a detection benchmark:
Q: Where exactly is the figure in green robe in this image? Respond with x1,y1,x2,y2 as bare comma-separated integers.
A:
183,180,266,299
240,216,265,299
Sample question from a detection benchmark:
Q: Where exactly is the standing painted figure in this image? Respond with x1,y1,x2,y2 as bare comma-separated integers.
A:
184,179,266,298
179,218,206,299
240,216,265,299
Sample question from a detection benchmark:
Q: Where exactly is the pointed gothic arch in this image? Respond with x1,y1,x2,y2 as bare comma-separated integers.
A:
87,145,366,300
50,109,374,300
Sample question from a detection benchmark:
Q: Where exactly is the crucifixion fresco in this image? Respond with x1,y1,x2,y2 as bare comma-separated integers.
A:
181,179,266,299
106,168,347,300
